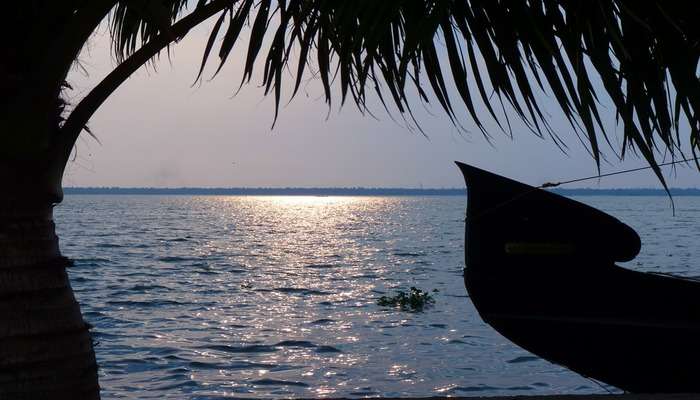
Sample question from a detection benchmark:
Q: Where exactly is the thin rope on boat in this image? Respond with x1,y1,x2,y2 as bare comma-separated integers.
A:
472,157,699,221
540,157,700,189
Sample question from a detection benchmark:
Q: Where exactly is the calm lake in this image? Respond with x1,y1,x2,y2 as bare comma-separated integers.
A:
54,195,700,399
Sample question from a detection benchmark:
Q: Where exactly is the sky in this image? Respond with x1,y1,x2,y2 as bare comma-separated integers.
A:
64,17,700,189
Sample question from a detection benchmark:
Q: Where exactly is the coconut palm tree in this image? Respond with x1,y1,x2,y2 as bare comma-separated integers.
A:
1,1,699,398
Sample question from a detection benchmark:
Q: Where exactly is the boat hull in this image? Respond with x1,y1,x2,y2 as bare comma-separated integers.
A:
457,162,700,393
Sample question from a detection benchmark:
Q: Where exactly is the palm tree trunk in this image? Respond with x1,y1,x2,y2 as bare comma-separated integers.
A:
0,182,99,399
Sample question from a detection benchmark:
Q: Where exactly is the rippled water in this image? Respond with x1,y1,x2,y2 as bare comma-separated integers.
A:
53,195,700,399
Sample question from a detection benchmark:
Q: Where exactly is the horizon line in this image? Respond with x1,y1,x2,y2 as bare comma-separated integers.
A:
62,187,700,196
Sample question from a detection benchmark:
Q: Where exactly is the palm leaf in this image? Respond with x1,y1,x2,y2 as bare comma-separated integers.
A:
105,0,700,185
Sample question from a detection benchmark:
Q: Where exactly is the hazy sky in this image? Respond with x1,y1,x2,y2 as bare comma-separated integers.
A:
64,19,700,189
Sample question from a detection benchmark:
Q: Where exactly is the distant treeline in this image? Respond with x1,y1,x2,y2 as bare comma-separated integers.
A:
63,187,700,196
63,187,466,196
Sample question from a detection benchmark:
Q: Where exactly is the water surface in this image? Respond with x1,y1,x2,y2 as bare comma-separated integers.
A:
54,195,700,399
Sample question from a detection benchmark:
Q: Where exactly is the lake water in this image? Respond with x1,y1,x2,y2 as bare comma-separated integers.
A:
53,195,700,399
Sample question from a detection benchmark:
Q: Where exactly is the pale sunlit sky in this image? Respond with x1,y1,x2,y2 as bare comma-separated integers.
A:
63,19,700,189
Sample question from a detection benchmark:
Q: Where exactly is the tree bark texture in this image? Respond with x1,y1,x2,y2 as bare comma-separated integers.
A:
0,197,99,399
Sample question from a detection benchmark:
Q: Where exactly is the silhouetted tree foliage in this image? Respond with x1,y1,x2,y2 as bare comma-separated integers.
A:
2,1,700,184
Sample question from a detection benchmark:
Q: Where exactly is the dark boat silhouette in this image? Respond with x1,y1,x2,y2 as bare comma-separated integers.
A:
456,162,700,393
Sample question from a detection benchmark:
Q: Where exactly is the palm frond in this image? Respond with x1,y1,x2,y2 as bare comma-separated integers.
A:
110,0,191,62
108,0,700,184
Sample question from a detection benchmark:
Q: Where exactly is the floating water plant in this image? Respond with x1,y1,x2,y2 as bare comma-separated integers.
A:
377,287,437,311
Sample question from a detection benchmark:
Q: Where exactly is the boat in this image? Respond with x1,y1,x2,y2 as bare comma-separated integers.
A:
456,161,700,393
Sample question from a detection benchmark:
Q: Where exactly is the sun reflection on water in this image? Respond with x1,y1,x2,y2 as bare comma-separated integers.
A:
251,195,363,207
190,196,400,369
171,195,417,393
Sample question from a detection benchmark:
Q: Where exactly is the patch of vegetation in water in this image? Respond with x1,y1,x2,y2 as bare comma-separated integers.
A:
377,287,437,311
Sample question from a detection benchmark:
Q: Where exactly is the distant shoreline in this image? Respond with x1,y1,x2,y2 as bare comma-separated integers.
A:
63,187,700,196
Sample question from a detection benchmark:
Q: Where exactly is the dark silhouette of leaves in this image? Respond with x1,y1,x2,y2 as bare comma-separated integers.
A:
71,1,700,184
